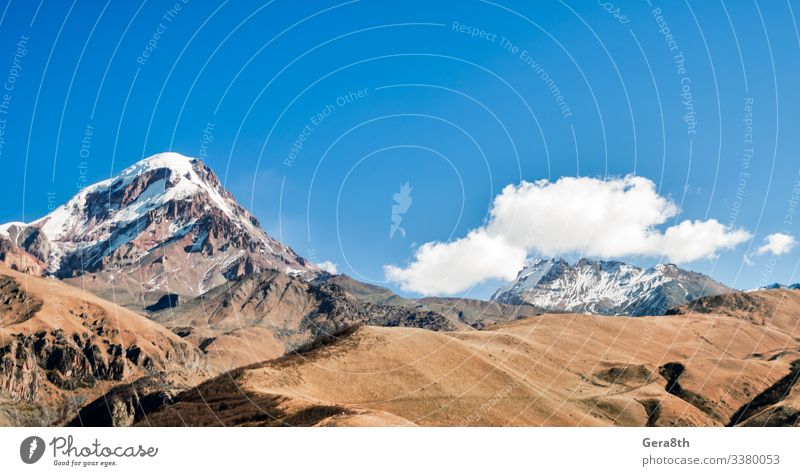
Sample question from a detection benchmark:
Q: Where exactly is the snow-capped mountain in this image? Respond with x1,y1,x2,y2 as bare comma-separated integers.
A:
0,153,316,307
491,258,734,316
753,283,800,291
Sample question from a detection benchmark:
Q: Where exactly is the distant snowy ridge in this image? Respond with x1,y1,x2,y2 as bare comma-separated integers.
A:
748,282,800,291
491,258,734,316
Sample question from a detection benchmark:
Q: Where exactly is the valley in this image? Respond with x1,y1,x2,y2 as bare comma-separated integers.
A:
137,287,800,427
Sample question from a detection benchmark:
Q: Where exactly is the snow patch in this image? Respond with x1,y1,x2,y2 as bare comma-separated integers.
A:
0,221,26,239
492,258,729,316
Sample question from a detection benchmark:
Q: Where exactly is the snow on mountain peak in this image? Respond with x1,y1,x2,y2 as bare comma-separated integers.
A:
753,282,800,291
1,152,314,299
0,221,26,239
113,152,238,219
122,151,194,174
32,153,243,244
492,257,733,316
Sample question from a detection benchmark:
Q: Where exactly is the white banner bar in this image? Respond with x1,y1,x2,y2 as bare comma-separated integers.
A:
0,427,797,475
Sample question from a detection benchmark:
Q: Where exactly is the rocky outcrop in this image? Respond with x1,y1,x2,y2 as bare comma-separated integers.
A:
68,374,182,427
729,360,800,426
305,278,458,334
0,326,163,403
313,274,542,328
0,324,205,412
0,235,45,276
0,337,39,402
666,288,800,332
0,275,43,325
14,227,51,264
0,266,207,426
149,270,458,371
144,293,180,313
666,292,769,321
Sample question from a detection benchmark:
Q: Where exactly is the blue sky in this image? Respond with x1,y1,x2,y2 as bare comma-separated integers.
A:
0,0,799,297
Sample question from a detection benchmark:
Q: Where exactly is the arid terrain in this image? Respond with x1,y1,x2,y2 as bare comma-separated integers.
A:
2,154,799,427
3,260,800,426
134,288,800,427
146,270,546,374
0,265,207,426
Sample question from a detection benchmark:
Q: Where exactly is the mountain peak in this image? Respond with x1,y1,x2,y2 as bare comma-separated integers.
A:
492,257,733,316
27,152,242,248
124,151,194,171
113,152,237,219
1,153,316,308
115,152,196,186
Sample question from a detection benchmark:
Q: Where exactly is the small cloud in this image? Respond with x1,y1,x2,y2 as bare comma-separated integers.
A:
756,233,797,256
390,182,413,239
316,260,338,274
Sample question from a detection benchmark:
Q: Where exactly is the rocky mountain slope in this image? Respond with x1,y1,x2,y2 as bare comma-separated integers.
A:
320,274,543,328
0,153,316,311
147,270,546,372
50,271,543,426
492,258,733,316
0,265,206,425
667,287,800,330
133,287,800,427
0,229,47,276
149,270,461,372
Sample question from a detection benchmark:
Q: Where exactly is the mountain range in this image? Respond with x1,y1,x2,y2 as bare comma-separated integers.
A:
492,258,733,316
4,152,798,427
0,153,737,317
133,287,800,427
758,283,800,291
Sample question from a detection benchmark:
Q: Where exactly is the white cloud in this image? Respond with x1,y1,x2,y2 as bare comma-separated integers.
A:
384,175,751,295
756,233,797,256
316,260,338,274
655,219,752,263
384,231,526,295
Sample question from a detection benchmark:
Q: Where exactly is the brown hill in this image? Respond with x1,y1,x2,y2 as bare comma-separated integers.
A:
322,274,545,328
414,296,543,328
149,270,461,373
667,288,800,330
137,289,800,427
0,265,206,425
